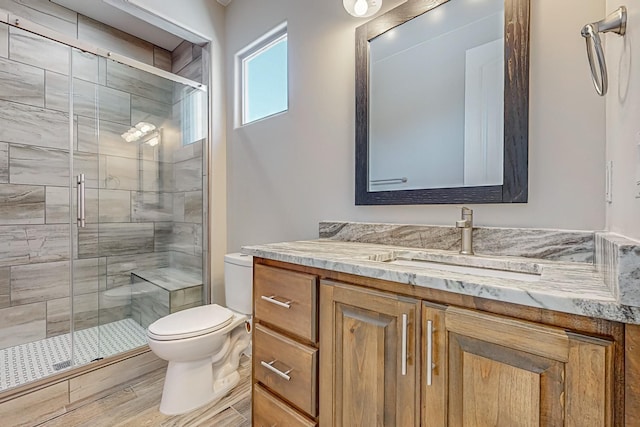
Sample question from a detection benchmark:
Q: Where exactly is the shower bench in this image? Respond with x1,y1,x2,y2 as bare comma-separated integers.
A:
130,268,203,328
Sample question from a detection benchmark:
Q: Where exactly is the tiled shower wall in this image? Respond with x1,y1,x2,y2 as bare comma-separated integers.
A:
0,0,205,350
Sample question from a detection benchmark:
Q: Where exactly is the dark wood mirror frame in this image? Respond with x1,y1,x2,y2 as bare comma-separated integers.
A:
355,0,530,205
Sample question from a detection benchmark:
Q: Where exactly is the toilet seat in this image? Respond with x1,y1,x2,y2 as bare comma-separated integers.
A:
147,304,234,341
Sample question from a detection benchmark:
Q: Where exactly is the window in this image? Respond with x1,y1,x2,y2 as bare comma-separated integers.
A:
237,23,288,126
181,87,206,146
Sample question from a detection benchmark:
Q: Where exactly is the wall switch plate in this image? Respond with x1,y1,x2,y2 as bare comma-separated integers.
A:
606,161,613,203
636,143,640,199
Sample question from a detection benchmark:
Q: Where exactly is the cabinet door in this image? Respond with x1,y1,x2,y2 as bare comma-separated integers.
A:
319,281,420,427
423,306,614,427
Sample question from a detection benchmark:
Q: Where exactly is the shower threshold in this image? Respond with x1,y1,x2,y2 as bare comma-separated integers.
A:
0,318,147,392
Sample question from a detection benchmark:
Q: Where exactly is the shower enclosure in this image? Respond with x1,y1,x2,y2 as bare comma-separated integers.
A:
0,22,208,392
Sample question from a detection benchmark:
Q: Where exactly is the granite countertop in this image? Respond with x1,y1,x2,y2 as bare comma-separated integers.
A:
242,239,640,325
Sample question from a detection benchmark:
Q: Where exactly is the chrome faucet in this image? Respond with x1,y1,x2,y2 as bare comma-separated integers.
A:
455,207,474,255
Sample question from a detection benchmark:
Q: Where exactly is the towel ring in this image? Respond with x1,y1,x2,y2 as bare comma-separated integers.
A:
581,6,627,96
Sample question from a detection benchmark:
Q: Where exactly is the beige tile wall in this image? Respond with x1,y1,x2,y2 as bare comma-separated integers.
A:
171,40,204,84
9,26,70,74
154,47,172,72
0,184,45,224
0,268,9,308
0,56,44,106
0,142,7,182
0,0,77,37
0,22,8,58
78,15,154,65
171,40,196,74
11,261,70,305
0,302,46,348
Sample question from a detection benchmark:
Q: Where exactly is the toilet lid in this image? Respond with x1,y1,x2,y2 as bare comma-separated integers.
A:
147,304,234,340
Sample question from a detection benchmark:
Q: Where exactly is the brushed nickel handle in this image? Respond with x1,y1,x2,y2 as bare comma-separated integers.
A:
401,313,408,376
260,295,292,309
582,24,607,96
77,174,85,228
581,6,627,96
427,320,435,386
370,177,408,185
260,360,292,381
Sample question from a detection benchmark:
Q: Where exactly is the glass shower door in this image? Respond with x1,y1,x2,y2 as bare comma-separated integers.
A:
0,29,73,390
72,51,208,364
72,46,109,365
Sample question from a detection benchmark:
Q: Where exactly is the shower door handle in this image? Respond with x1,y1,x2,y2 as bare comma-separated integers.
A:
77,174,86,228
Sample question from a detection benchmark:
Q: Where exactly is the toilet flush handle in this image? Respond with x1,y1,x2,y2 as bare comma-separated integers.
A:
261,295,292,309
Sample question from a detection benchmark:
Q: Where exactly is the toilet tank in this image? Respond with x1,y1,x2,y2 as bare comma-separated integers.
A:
224,253,253,315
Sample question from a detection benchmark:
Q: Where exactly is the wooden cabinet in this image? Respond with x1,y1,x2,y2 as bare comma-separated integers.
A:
252,264,319,425
423,303,614,426
252,258,634,426
319,280,421,427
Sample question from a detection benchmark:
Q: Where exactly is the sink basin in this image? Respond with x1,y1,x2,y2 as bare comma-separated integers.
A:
376,251,543,282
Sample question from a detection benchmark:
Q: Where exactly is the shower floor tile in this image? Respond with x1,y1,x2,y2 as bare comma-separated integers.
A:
0,318,147,392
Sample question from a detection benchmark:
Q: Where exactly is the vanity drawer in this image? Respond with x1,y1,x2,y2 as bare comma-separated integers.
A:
253,323,318,416
254,264,318,342
254,384,317,427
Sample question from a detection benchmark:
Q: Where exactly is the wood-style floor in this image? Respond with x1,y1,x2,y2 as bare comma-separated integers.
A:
38,356,251,427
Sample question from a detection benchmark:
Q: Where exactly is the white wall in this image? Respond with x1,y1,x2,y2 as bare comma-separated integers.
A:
136,0,228,302
225,0,607,251
606,1,640,241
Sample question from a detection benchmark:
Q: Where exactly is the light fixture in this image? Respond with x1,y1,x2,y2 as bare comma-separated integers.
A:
121,122,160,146
146,136,159,147
135,122,155,133
343,0,382,18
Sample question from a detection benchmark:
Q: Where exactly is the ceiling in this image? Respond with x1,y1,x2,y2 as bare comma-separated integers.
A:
52,0,187,51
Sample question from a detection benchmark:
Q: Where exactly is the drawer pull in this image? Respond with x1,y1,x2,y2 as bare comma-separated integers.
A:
260,360,292,381
261,295,292,309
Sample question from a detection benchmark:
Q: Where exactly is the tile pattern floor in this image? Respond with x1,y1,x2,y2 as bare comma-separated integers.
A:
0,318,147,391
39,355,252,426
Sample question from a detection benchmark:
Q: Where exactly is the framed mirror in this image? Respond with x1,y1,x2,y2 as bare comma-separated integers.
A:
355,0,530,205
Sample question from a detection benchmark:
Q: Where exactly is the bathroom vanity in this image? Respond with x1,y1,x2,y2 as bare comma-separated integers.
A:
245,224,640,426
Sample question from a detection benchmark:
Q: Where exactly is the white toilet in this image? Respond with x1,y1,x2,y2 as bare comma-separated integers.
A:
146,253,253,415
